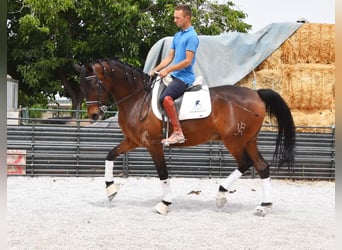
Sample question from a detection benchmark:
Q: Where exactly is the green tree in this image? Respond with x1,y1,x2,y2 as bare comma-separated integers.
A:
7,0,251,113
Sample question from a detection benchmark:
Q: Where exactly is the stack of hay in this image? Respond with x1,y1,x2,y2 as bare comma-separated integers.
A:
237,23,335,132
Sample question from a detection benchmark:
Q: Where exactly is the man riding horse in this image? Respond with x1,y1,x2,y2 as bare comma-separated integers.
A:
149,4,199,145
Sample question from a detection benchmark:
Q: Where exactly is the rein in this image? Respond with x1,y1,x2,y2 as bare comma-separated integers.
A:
115,80,154,106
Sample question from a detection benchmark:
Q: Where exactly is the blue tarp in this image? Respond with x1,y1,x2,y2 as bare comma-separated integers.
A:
143,22,303,87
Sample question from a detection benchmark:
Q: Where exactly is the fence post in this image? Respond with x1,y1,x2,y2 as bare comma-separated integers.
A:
330,124,335,179
30,120,35,176
123,153,129,177
76,121,81,176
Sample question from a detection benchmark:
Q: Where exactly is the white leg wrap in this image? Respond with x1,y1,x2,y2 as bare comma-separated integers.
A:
262,177,272,203
255,204,272,217
160,179,173,203
105,160,114,182
216,169,242,208
216,191,227,208
155,201,169,215
254,178,273,216
221,169,242,190
106,183,119,201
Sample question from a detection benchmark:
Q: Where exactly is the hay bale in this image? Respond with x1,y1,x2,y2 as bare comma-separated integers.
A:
238,23,335,128
281,64,335,110
256,48,283,70
260,109,335,133
237,64,335,128
257,23,335,70
238,64,335,112
291,109,335,132
283,23,335,64
237,69,282,90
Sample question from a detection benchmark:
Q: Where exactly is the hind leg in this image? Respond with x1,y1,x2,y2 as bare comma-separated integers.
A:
216,147,254,208
245,139,273,216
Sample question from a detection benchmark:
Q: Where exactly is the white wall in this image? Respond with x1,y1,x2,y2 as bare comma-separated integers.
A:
7,75,18,111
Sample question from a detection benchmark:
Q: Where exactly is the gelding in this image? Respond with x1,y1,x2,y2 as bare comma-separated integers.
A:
74,58,295,216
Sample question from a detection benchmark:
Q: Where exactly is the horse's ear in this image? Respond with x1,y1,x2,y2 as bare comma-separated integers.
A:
72,63,82,73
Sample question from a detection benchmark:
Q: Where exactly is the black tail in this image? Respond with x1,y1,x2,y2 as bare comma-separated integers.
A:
257,89,296,170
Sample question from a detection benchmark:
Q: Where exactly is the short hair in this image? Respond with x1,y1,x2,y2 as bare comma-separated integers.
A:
175,4,192,17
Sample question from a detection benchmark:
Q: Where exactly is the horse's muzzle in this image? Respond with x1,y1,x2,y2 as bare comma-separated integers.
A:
91,110,105,121
89,106,105,121
91,113,100,120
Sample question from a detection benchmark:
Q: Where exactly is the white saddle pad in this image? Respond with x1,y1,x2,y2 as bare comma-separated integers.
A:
151,77,212,121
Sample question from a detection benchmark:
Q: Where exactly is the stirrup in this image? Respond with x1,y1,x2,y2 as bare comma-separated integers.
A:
161,132,185,145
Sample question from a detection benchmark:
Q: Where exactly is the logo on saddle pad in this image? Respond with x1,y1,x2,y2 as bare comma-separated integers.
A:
151,76,212,121
191,100,205,112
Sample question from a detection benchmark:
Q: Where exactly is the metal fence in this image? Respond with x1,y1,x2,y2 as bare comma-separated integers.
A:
7,118,335,180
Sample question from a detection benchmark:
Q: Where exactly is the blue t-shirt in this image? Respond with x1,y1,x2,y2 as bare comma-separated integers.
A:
170,26,199,86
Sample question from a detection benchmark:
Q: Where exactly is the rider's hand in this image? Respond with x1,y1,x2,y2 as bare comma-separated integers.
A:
149,70,158,77
159,69,169,78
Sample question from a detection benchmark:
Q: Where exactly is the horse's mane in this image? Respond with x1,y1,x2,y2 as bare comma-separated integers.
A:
94,57,149,80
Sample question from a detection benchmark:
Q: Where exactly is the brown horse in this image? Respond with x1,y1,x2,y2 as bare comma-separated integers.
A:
74,57,295,216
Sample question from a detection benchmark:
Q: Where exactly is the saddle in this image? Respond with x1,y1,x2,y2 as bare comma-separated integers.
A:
157,76,203,115
151,76,212,121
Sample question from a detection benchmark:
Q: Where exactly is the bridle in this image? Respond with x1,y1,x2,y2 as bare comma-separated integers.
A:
84,74,109,113
83,60,158,114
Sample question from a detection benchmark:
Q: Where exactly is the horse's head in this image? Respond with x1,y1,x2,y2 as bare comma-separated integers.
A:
75,62,112,120
74,58,151,121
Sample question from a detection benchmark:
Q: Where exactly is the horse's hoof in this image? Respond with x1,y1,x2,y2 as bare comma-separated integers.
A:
154,201,169,215
215,192,227,208
255,203,272,217
106,183,119,202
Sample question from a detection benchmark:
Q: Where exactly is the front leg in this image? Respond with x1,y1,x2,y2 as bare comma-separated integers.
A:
105,138,137,201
